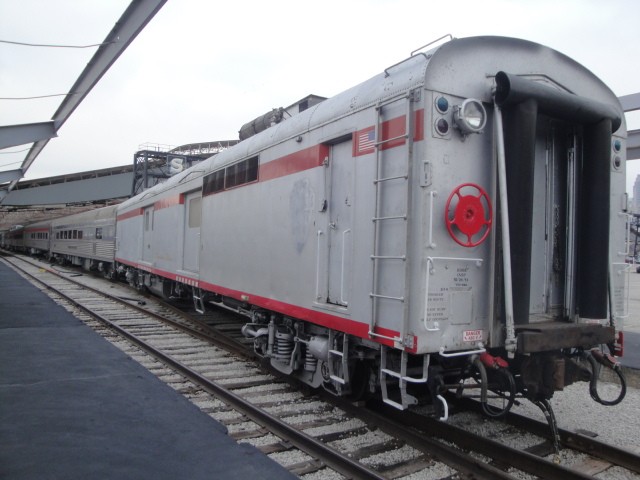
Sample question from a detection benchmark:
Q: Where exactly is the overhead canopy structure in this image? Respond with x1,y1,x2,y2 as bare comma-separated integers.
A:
0,0,167,202
620,93,640,160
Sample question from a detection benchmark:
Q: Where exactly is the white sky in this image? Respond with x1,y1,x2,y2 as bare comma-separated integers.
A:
1,0,639,191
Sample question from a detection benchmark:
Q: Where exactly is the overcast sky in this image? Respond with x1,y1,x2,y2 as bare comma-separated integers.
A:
1,0,639,192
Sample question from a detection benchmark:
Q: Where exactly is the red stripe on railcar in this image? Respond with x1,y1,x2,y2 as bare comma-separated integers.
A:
154,195,184,211
260,144,330,182
352,109,425,157
117,208,144,221
114,257,415,351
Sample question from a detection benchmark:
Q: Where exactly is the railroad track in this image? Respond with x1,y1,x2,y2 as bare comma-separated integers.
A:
4,252,640,479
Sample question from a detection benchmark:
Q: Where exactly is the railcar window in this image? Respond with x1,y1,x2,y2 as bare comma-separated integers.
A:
96,227,103,239
226,156,258,189
203,157,259,195
203,170,225,195
188,197,202,228
78,231,83,239
144,211,153,231
72,230,77,239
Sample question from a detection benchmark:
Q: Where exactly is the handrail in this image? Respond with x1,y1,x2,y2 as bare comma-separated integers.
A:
619,212,633,256
315,230,324,300
439,345,486,358
428,191,437,248
410,34,454,56
341,229,351,306
494,103,517,357
383,34,453,78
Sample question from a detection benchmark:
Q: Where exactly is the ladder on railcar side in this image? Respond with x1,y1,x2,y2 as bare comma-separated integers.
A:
369,91,417,348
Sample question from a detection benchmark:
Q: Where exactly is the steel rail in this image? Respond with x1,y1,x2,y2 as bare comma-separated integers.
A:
13,254,635,478
5,257,387,480
373,401,601,480
322,393,517,480
455,397,640,474
8,254,250,358
505,406,640,473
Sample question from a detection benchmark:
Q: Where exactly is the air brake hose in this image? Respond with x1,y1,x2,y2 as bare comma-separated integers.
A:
584,349,627,406
476,354,517,418
471,357,489,407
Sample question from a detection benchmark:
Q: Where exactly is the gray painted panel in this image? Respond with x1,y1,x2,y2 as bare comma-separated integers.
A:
4,173,133,205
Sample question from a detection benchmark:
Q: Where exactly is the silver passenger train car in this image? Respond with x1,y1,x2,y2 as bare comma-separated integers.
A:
23,220,52,256
2,225,26,252
50,205,118,276
4,36,627,420
114,36,628,417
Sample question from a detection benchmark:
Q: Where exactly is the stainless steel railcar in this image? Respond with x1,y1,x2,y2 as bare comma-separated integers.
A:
116,36,628,418
23,220,52,256
2,225,25,252
51,205,118,276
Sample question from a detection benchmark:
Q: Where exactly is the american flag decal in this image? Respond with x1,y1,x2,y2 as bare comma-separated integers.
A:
353,127,376,156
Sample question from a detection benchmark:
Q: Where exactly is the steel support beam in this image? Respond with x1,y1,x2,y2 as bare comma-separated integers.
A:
628,129,640,161
620,94,640,161
0,169,23,184
0,121,57,149
1,0,167,200
620,93,640,112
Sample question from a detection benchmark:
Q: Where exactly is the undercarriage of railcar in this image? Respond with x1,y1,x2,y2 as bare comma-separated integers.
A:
240,310,627,423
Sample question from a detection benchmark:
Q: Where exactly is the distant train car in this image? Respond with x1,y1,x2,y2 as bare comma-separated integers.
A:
51,205,118,277
3,225,25,252
23,220,52,257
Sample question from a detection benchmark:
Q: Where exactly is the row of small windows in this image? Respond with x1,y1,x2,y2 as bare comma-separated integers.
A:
29,233,49,240
56,230,84,239
203,156,258,196
54,227,104,240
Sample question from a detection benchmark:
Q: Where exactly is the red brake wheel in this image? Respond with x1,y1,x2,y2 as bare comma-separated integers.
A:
445,183,492,247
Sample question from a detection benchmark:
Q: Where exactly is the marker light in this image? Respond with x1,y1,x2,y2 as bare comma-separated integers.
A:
435,96,449,113
613,155,622,169
613,139,622,152
435,118,449,135
453,98,487,135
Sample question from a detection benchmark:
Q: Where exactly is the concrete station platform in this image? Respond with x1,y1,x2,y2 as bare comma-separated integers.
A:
0,261,296,480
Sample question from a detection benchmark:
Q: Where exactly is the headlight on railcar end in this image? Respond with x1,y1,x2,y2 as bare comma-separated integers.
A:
453,99,487,135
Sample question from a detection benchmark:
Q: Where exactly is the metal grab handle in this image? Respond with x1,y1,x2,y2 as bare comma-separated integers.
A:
494,103,517,357
315,230,323,300
428,190,437,249
341,229,351,306
618,212,632,256
439,345,486,358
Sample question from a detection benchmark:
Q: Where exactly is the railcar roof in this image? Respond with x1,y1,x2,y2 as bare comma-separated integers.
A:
119,35,625,213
